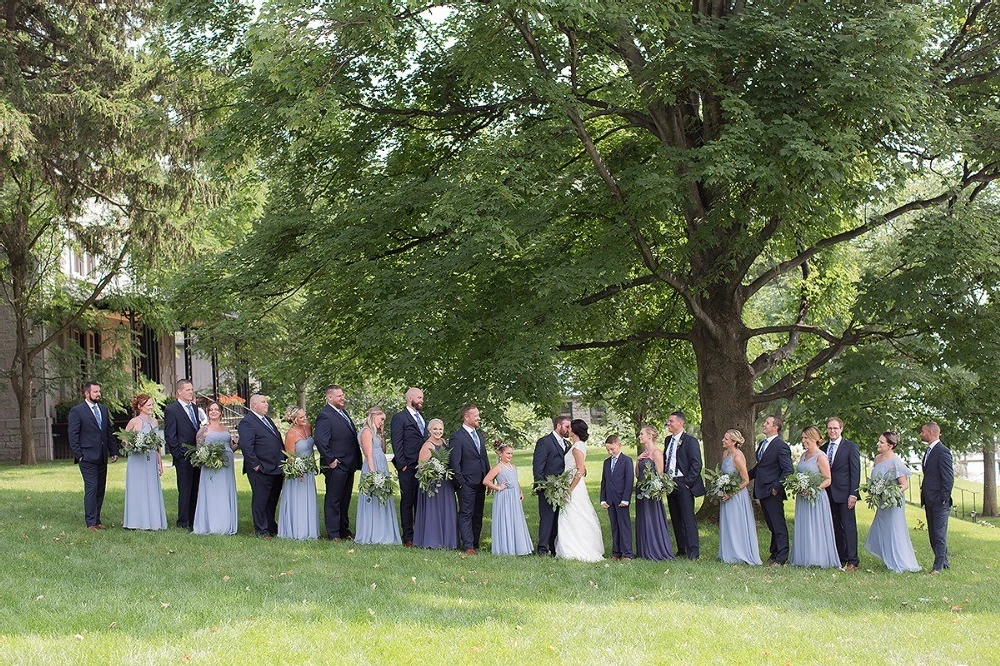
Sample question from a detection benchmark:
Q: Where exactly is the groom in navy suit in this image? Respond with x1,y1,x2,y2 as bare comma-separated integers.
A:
390,387,426,547
237,393,285,536
664,411,705,560
600,435,634,560
68,381,119,529
314,384,361,540
821,417,861,570
920,421,954,573
163,378,200,529
450,404,490,554
749,414,793,566
533,415,570,556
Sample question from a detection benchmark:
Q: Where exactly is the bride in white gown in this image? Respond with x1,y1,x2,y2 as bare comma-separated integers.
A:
556,419,605,562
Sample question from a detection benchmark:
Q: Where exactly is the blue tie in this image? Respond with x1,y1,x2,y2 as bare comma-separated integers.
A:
187,403,198,428
471,430,480,454
414,411,425,436
91,404,102,429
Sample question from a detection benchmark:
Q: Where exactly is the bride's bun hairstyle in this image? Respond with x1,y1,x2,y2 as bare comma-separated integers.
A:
571,419,589,442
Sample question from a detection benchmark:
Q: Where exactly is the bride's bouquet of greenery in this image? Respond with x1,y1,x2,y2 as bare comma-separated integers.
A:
415,446,454,496
115,429,163,456
359,471,398,504
183,441,228,469
861,472,905,510
704,465,742,503
281,450,319,479
532,469,575,511
782,471,825,504
634,468,676,501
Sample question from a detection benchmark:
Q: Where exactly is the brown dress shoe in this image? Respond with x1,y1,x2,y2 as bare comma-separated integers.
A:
87,525,99,531
464,549,477,555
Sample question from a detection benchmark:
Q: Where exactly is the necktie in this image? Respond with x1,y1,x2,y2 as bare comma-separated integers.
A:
611,456,617,474
91,404,102,429
187,403,198,428
414,411,425,436
757,439,768,462
667,436,678,475
923,447,931,467
827,442,838,465
471,430,480,454
336,408,355,431
261,415,277,435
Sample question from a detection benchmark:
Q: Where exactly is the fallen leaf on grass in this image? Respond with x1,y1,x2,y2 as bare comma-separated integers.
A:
367,608,376,616
411,577,417,585
181,654,191,662
160,602,170,608
108,622,116,629
951,605,963,612
372,564,380,569
74,634,84,641
222,576,230,582
211,627,218,633
34,595,43,601
370,583,377,590
471,647,482,654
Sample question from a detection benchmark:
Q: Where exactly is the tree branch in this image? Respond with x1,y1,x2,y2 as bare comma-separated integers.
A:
557,328,690,351
577,274,656,306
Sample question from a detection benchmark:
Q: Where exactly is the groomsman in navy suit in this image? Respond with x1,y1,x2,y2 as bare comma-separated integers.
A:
450,404,490,554
237,393,285,536
822,417,861,570
314,384,361,540
664,411,705,559
600,435,634,560
68,381,119,529
533,415,570,556
749,414,793,566
919,421,954,573
164,379,200,529
391,387,426,547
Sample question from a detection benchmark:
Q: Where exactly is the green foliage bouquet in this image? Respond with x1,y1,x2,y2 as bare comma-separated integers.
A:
184,442,228,469
116,429,163,456
704,465,742,503
415,447,454,496
782,471,825,504
359,471,398,505
862,472,905,510
634,468,676,501
281,450,319,479
532,470,575,511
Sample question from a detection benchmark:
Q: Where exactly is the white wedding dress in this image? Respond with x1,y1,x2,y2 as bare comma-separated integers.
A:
556,441,605,562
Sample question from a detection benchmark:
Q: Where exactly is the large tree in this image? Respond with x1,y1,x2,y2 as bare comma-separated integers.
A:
197,1,1000,458
0,0,203,463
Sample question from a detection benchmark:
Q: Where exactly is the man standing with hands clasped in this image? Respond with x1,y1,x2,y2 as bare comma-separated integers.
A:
237,394,285,537
391,387,426,547
314,384,362,541
822,417,861,570
450,404,490,555
663,411,705,560
749,414,793,566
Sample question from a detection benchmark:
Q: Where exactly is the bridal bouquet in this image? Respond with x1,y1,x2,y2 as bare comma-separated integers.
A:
862,472,905,510
116,429,163,456
281,450,319,479
704,465,742,503
183,441,228,469
416,447,454,496
359,471,398,505
782,471,825,504
532,470,575,511
634,469,676,501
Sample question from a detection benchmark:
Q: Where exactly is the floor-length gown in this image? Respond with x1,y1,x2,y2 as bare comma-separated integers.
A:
717,454,762,565
863,456,921,573
355,431,402,545
193,430,238,535
634,458,674,561
278,437,319,540
413,444,459,549
556,441,605,562
123,419,168,530
790,454,841,568
491,464,534,555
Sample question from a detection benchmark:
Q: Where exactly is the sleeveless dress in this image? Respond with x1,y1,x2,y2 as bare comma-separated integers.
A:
635,457,674,561
123,419,168,530
491,463,534,555
413,443,459,549
355,430,402,545
789,454,841,568
193,430,238,535
717,454,762,565
863,456,921,572
278,437,319,540
556,441,605,562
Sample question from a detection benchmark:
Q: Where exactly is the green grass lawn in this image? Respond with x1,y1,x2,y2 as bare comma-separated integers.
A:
1,450,997,665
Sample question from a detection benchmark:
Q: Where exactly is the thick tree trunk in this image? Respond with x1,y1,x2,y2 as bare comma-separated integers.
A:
983,434,997,518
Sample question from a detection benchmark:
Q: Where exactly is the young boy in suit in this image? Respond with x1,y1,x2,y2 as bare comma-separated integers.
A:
600,435,635,560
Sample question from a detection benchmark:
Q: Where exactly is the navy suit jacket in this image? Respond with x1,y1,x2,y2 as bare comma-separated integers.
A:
920,442,955,508
533,432,566,483
390,409,425,472
164,400,199,459
600,454,635,506
749,436,793,500
313,404,361,472
667,432,706,496
821,438,861,503
237,412,285,475
449,427,490,488
68,401,118,463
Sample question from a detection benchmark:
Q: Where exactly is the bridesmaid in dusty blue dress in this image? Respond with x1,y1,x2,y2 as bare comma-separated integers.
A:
123,394,168,530
413,419,459,549
355,408,402,545
278,406,319,540
717,429,762,565
484,443,533,555
193,402,238,536
634,426,674,561
864,431,921,572
790,426,841,568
